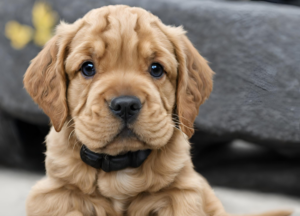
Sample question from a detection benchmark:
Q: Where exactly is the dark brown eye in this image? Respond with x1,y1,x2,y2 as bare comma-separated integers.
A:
149,63,164,78
81,62,95,77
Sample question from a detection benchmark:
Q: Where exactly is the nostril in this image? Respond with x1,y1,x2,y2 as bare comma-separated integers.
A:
114,104,122,112
130,103,141,111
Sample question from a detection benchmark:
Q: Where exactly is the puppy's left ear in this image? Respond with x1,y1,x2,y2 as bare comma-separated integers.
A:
172,30,214,138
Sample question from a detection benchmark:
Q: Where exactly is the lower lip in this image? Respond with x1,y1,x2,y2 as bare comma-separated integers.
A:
119,127,134,137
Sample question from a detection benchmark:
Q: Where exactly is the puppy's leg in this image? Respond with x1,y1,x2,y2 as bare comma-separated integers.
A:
128,164,292,216
126,163,210,216
128,180,292,216
26,178,81,216
26,177,116,216
127,188,207,216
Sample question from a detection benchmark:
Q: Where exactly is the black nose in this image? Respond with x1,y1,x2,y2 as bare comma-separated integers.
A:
110,96,142,122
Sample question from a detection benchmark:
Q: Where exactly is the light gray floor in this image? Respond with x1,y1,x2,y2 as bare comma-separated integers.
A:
0,168,299,216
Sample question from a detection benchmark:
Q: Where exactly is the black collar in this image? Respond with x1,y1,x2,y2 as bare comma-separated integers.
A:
80,145,151,172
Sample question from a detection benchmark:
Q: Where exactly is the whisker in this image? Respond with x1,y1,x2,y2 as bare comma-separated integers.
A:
66,118,74,127
67,123,75,129
68,129,75,146
166,113,194,125
72,139,80,153
163,113,194,130
168,124,186,137
171,118,194,130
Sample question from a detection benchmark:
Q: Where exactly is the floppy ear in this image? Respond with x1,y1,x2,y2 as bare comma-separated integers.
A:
172,30,214,138
24,35,67,132
23,21,82,132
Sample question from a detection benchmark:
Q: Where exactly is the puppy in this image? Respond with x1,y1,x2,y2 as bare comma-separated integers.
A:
24,5,292,216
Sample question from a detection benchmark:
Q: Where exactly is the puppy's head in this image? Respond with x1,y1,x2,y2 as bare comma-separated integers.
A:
24,5,213,155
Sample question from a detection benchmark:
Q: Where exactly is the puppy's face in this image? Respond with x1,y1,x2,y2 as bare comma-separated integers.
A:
66,8,178,154
24,6,213,155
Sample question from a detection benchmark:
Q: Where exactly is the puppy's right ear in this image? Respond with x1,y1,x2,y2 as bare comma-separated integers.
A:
24,35,67,132
24,20,83,132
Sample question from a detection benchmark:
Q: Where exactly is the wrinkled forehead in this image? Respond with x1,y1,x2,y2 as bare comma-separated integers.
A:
66,6,177,75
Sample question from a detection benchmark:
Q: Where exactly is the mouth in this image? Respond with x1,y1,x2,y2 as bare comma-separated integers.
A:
117,126,135,138
80,145,151,172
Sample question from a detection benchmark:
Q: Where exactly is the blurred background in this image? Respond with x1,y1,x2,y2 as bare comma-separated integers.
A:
0,0,300,215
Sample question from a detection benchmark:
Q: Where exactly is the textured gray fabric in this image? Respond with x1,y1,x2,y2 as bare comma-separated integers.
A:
184,2,300,150
0,0,299,148
0,0,48,124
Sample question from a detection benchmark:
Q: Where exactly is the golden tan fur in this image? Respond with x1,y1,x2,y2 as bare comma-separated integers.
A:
24,5,292,216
